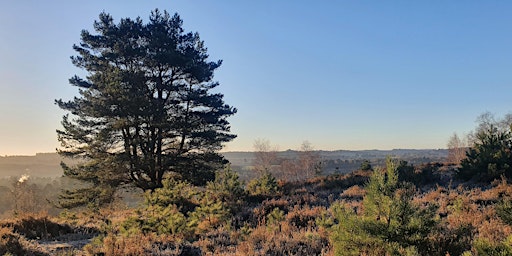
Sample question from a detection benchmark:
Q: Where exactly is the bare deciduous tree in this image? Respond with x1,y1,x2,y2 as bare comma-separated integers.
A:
253,139,279,175
298,141,322,180
447,132,468,165
280,158,298,181
280,141,322,181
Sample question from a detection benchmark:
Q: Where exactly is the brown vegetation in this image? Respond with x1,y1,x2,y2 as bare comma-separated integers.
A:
2,163,512,255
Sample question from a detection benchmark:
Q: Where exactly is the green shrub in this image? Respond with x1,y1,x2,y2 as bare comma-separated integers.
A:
360,160,373,171
246,172,279,196
144,178,199,214
120,178,199,239
396,161,441,186
206,167,246,212
122,175,234,239
458,125,512,181
121,204,191,238
188,195,230,235
329,158,439,255
496,198,512,226
329,203,392,255
266,207,285,226
473,236,512,256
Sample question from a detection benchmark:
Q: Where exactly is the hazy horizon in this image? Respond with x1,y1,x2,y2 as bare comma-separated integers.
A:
0,148,450,158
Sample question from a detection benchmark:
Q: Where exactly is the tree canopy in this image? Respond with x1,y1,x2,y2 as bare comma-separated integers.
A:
55,9,236,207
458,125,512,181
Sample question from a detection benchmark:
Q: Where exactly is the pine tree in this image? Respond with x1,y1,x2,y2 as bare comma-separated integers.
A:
458,125,512,181
330,158,438,255
56,9,236,207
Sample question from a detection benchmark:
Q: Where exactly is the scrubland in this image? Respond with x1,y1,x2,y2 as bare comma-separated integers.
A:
1,160,512,256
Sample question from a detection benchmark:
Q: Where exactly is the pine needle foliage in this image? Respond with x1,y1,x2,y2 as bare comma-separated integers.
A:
458,125,512,181
55,9,236,207
206,167,246,212
330,158,438,255
246,172,279,197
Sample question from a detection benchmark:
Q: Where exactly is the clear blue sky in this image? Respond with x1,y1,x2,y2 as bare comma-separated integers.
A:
1,1,511,155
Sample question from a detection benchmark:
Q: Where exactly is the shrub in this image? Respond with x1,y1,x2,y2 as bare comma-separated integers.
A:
246,172,279,197
121,204,191,238
252,198,290,224
473,236,512,256
84,232,202,256
458,125,512,182
119,178,199,239
429,224,474,256
496,198,512,226
0,227,24,256
144,178,199,214
206,167,246,212
122,175,234,239
341,185,366,200
194,226,237,255
329,158,439,255
266,207,285,226
397,161,441,186
360,160,373,171
329,203,392,255
238,224,327,256
286,206,323,229
188,195,230,235
5,215,75,240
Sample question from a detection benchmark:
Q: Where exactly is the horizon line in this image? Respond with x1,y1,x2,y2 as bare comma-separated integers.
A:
0,148,449,157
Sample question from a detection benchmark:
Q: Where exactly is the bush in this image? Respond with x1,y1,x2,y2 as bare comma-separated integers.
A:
496,198,512,226
83,232,202,256
144,178,199,214
247,172,279,197
188,195,230,235
429,224,474,256
0,226,49,256
360,160,373,171
238,224,327,256
458,125,512,182
329,158,439,255
122,175,233,239
121,204,191,238
397,161,441,186
266,207,285,226
0,227,24,256
4,215,75,240
206,167,246,212
473,236,512,255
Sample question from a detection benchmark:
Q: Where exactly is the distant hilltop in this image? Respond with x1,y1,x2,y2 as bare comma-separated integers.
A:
0,149,448,178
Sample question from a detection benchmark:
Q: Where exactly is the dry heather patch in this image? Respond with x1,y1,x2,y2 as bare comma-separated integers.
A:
0,226,25,255
286,205,325,229
478,216,512,242
252,198,290,224
236,222,329,256
308,170,371,192
194,226,238,255
3,215,74,240
340,185,366,200
84,232,201,256
418,182,512,250
0,212,101,255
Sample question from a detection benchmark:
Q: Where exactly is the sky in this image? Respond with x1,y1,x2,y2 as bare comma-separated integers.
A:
0,1,511,155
